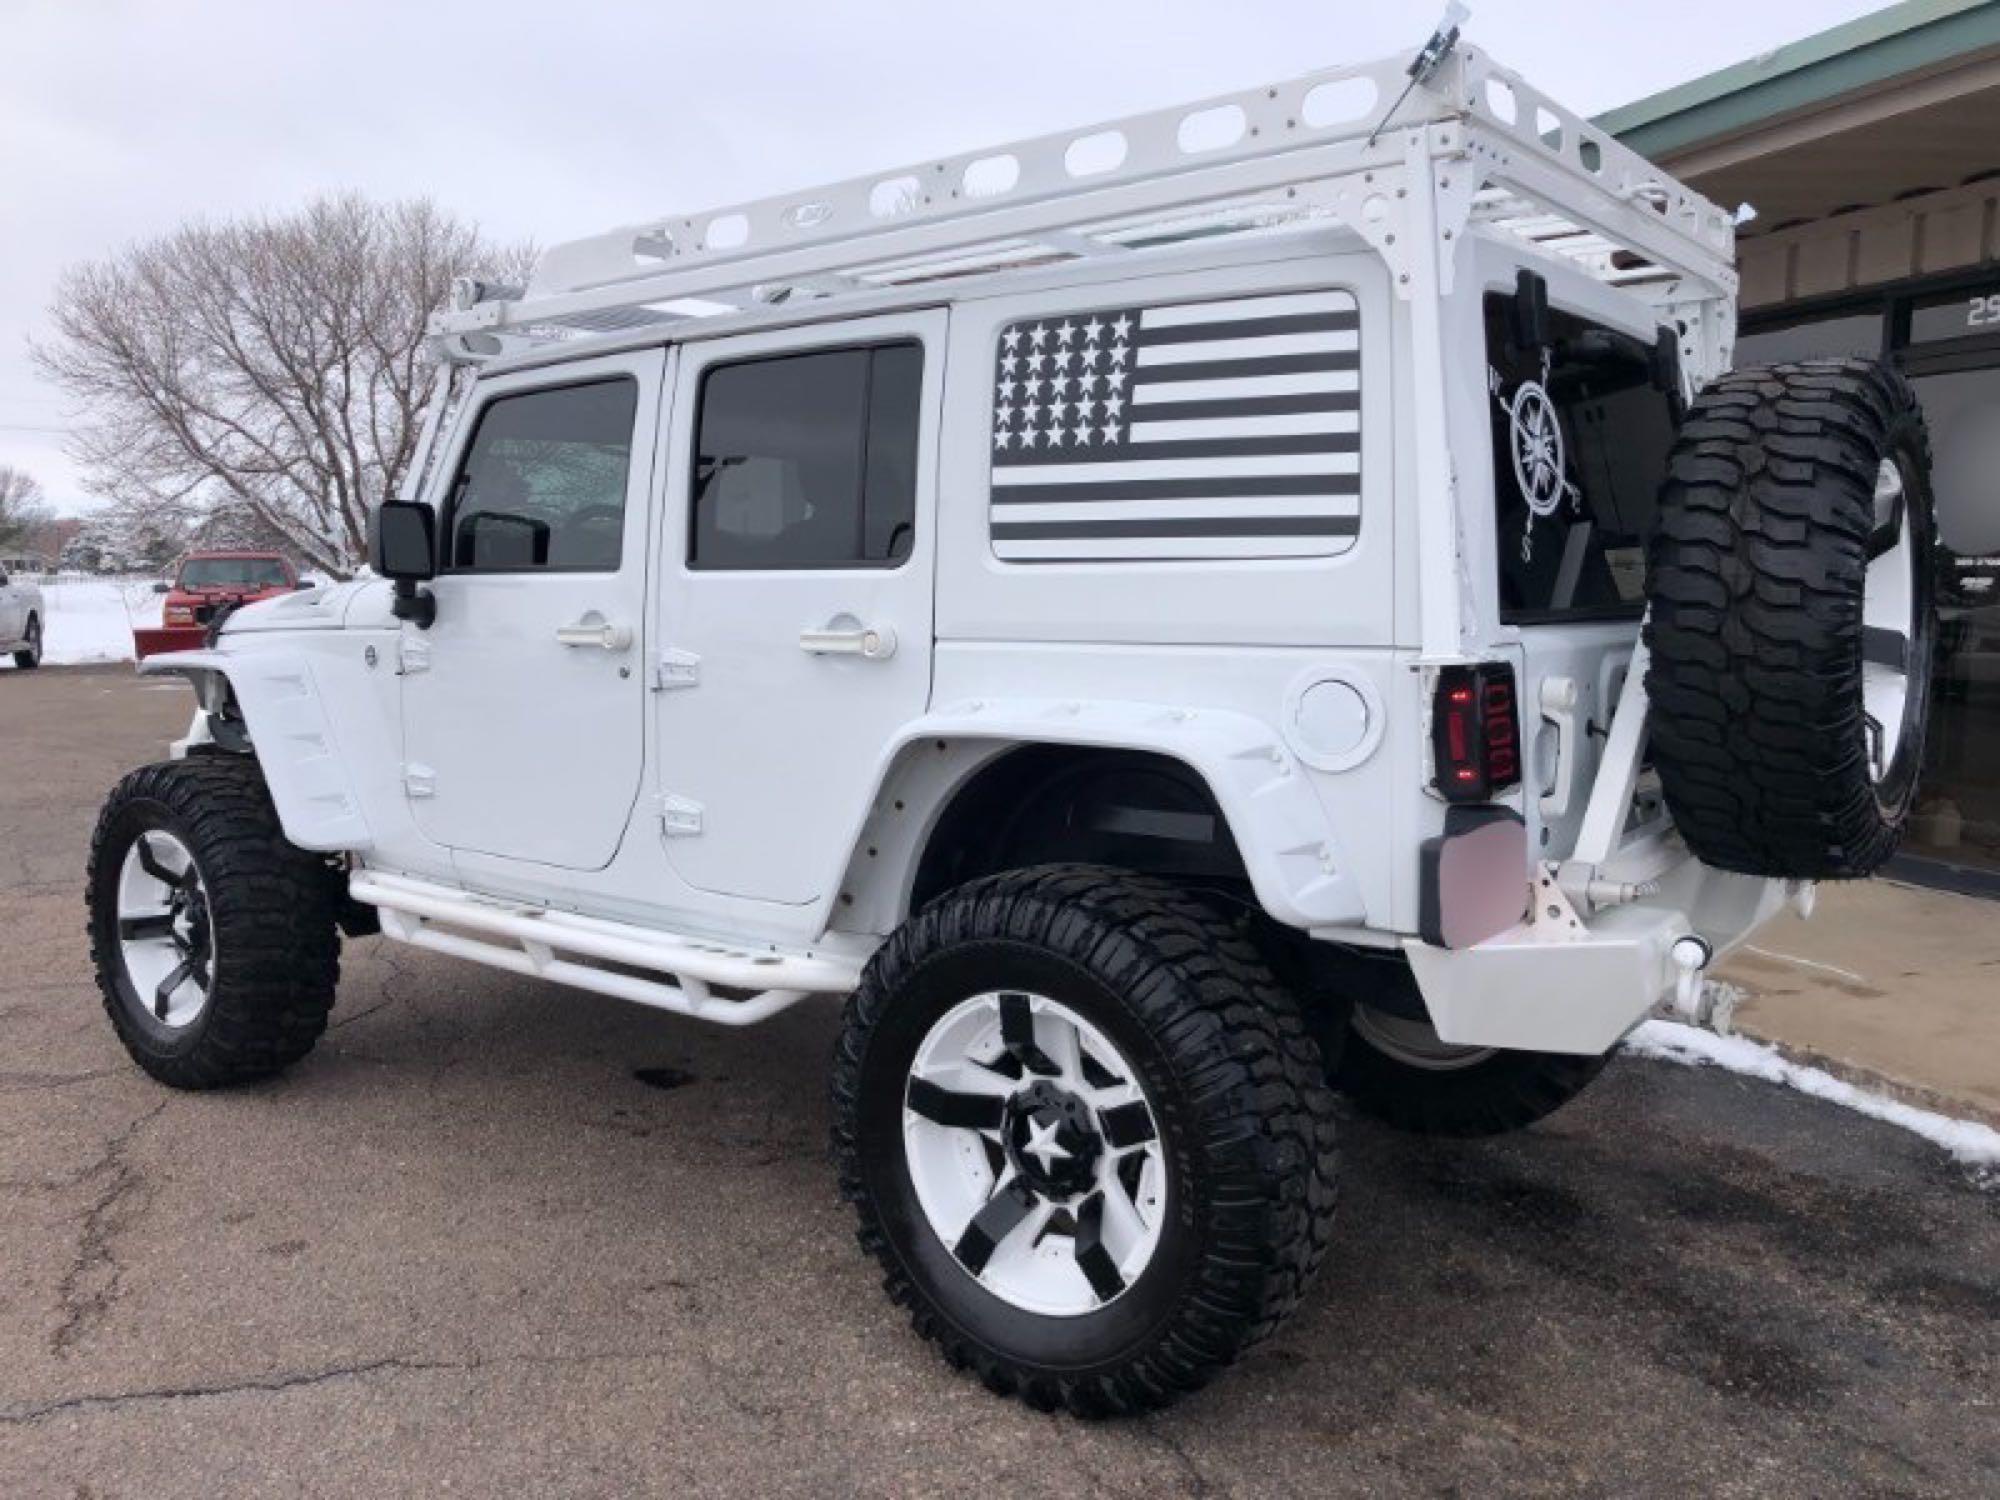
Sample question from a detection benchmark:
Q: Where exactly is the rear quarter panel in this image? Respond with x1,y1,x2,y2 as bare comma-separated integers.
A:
935,249,1396,647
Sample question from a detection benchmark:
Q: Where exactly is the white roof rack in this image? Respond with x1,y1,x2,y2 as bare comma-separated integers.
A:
430,38,1736,362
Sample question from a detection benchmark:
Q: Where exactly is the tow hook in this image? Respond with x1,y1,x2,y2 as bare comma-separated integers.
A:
1787,880,1818,920
1669,933,1713,1018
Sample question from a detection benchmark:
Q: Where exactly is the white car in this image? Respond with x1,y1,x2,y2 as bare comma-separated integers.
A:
0,564,44,669
86,26,1936,1416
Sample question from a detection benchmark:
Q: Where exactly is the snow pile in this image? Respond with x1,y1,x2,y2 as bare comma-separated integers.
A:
1627,1019,2000,1171
34,579,161,665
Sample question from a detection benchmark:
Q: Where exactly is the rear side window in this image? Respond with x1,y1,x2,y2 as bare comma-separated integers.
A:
448,378,638,572
1485,294,1677,622
691,342,923,570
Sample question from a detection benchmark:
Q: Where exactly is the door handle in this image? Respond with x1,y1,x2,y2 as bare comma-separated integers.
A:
799,619,897,660
556,617,633,652
1538,675,1581,819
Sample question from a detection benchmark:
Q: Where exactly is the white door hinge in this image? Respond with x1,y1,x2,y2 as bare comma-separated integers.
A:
398,636,432,675
657,793,703,836
403,763,438,799
652,648,700,691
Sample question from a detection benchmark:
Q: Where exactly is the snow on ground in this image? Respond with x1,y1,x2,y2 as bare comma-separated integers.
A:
1627,1019,2000,1172
35,578,162,665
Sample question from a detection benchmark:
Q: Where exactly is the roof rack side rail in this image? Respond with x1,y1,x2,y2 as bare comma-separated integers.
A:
431,41,1735,355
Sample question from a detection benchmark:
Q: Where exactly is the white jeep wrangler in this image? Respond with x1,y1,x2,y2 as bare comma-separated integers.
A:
86,30,1935,1415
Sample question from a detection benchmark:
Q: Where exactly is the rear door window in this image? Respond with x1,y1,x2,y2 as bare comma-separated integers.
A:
690,342,923,570
1485,294,1678,623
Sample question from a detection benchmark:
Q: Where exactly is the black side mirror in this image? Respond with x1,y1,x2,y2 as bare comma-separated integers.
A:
153,581,171,594
295,579,316,589
371,500,438,628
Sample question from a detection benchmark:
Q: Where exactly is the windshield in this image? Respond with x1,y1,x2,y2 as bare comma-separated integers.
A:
1485,293,1679,624
178,557,290,590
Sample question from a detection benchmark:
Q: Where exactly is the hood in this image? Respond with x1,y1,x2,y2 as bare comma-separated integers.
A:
219,579,375,634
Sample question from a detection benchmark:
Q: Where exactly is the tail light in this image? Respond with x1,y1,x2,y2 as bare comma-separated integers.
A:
1431,664,1521,802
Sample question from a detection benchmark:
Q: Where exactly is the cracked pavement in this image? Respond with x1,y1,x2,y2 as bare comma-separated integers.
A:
1,665,1995,1497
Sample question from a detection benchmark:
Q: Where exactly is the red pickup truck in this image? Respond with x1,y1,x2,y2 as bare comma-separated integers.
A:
134,551,308,660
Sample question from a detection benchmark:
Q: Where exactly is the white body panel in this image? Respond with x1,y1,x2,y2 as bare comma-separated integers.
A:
936,252,1396,649
401,347,665,871
655,310,945,904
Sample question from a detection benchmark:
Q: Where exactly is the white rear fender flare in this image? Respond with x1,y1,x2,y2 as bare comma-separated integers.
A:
139,649,372,852
836,698,1367,933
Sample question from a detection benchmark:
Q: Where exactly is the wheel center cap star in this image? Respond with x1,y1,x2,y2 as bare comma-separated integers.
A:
1021,1114,1072,1173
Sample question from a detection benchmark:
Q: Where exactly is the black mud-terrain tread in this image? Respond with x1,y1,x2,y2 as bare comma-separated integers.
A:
831,864,1338,1418
1646,357,1934,878
13,613,40,669
87,756,340,1088
1336,1031,1610,1138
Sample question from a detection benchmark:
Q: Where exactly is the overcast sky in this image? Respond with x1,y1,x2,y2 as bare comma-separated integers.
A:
2,0,1882,513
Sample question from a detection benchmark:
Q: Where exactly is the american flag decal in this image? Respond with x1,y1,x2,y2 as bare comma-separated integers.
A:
988,290,1360,561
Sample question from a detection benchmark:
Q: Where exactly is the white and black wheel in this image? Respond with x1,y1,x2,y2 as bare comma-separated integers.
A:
13,613,41,669
87,756,340,1089
832,865,1337,1417
1335,1003,1609,1138
1647,358,1936,878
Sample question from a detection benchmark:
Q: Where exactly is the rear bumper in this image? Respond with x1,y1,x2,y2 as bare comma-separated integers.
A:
1405,861,1790,1055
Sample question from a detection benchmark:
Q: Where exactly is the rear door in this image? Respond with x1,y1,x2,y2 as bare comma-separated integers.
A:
654,311,943,904
402,349,665,870
1479,272,1678,856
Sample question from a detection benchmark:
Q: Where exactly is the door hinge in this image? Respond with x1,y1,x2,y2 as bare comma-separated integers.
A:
652,648,700,691
398,636,432,676
657,793,704,836
403,763,438,799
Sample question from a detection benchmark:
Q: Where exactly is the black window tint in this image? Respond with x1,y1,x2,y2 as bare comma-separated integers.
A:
449,379,637,572
692,342,922,569
1485,295,1677,623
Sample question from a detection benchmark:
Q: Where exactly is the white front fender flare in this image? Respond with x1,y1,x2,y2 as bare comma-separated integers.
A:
139,649,372,852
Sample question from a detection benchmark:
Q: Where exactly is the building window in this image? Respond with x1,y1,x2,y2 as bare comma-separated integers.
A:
690,343,923,570
1735,312,1884,365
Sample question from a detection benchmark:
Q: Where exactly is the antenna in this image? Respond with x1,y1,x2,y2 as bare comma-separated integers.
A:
1366,2,1472,149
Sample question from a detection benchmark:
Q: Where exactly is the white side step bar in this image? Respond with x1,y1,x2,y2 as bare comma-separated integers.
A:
349,870,867,1027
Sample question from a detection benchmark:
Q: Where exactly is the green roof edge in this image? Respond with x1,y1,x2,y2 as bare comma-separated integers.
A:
1595,0,2000,159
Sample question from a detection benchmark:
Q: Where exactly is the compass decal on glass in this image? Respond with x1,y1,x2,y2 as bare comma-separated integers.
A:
1507,380,1567,518
1491,354,1579,564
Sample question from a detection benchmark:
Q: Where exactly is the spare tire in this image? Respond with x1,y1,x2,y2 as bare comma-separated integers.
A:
1646,358,1935,879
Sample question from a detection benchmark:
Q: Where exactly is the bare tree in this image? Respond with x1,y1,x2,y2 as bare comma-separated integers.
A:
36,195,531,577
0,465,53,552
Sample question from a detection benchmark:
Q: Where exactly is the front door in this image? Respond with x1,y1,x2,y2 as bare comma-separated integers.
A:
656,311,944,904
402,349,666,870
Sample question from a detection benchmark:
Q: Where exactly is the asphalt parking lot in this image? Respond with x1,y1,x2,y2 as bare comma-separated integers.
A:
2,664,1995,1498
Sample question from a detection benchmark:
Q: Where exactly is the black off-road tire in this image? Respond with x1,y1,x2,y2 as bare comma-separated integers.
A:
87,756,340,1088
832,865,1338,1417
13,613,40,669
1336,1013,1610,1138
1646,358,1936,878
